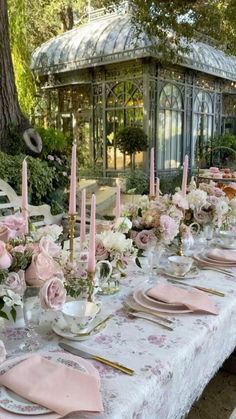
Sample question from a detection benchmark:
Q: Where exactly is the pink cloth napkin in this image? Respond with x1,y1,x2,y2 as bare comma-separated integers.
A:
207,248,236,263
0,355,103,416
147,284,218,314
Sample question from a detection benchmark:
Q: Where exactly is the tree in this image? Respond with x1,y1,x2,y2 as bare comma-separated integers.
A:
102,0,236,58
116,126,148,170
0,0,42,153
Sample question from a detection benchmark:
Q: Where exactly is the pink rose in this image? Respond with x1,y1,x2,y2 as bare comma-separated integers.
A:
25,252,59,286
0,224,13,242
3,215,25,238
95,239,109,261
0,241,12,269
134,230,157,250
39,277,66,310
39,236,61,257
0,340,6,364
5,270,26,295
159,215,179,244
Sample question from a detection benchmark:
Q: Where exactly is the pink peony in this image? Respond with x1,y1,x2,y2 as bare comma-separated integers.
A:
159,215,179,244
0,241,12,269
39,236,61,258
5,270,26,295
172,192,189,210
39,277,66,310
134,230,157,250
95,239,109,261
0,340,6,364
25,252,60,286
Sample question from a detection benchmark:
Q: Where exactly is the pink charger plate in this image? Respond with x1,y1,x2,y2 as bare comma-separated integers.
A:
194,252,236,267
133,289,192,314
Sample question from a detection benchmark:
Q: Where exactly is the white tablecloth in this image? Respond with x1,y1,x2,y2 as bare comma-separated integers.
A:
2,262,236,419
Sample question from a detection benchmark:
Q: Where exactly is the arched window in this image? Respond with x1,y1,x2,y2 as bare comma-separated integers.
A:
106,81,143,170
158,83,183,170
193,90,214,164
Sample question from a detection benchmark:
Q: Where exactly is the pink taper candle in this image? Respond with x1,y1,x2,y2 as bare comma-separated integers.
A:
87,194,96,273
156,177,160,199
115,184,121,220
149,147,155,196
69,142,77,214
22,158,28,235
80,189,86,252
181,155,189,198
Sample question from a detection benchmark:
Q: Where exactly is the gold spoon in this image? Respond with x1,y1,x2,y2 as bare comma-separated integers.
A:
74,314,113,337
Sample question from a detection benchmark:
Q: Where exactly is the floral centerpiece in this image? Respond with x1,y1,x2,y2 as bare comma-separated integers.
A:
0,217,67,321
121,195,183,253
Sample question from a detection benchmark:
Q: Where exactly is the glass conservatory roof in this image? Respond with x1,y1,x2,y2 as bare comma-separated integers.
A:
31,12,236,81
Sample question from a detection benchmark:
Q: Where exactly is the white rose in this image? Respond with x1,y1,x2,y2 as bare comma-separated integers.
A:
5,270,26,295
114,217,132,234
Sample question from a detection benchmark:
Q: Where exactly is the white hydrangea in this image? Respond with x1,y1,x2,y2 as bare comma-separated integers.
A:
187,189,208,211
32,225,63,242
98,231,133,253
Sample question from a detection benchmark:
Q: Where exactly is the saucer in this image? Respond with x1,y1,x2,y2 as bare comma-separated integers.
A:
156,266,199,280
52,314,107,341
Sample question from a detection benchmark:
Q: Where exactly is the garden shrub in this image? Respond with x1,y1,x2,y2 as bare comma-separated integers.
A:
0,152,54,206
123,170,149,195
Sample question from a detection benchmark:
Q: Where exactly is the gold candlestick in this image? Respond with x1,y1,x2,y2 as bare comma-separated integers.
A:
68,213,77,262
87,271,95,302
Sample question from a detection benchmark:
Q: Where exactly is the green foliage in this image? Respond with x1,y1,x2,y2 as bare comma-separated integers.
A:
0,152,54,205
124,170,149,195
116,127,148,156
159,170,183,195
198,134,236,169
37,127,71,158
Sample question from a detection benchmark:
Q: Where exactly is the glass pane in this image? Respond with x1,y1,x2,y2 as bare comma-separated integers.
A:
158,110,165,169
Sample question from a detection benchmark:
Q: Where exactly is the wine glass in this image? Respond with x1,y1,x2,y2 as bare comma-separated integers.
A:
20,287,43,352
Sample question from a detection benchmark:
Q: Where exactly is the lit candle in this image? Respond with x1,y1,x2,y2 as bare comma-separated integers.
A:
181,155,189,198
69,142,77,215
80,189,86,252
115,184,121,220
149,147,155,196
22,157,28,235
87,194,96,273
156,177,160,199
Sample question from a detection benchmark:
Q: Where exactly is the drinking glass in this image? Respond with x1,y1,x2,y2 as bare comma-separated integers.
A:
20,287,43,352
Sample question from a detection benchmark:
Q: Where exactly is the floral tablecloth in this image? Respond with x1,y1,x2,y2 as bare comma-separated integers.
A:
2,262,236,419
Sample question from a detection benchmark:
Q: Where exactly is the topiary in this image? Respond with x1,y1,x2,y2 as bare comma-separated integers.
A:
116,127,148,170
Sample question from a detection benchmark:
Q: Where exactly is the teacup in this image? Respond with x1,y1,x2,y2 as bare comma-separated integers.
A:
219,231,236,248
60,300,100,333
168,256,193,276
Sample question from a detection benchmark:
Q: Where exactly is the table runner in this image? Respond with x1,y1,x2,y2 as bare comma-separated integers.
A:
2,264,236,419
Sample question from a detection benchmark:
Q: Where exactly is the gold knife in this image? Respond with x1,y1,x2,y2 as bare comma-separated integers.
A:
167,279,225,297
59,342,135,376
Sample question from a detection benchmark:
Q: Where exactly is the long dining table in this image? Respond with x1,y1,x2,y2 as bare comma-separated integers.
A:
2,257,236,419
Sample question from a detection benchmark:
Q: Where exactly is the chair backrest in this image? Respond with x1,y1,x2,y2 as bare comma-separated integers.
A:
0,179,63,227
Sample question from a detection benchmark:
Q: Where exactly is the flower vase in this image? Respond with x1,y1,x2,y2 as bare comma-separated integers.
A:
96,260,120,295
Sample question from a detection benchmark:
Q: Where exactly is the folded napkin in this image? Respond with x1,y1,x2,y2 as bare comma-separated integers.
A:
147,284,218,314
0,355,103,416
207,248,236,263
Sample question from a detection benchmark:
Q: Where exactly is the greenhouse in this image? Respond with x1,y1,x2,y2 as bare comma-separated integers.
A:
31,4,236,175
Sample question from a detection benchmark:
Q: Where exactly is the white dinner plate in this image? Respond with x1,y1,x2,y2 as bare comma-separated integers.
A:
0,351,99,415
133,289,192,314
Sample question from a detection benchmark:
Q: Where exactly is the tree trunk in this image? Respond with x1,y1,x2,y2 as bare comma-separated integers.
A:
0,0,42,153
